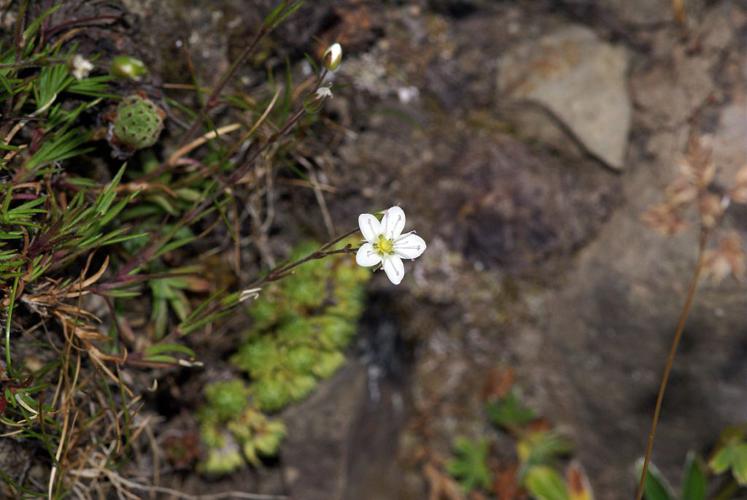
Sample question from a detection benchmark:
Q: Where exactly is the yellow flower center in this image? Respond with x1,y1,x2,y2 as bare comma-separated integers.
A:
373,235,394,255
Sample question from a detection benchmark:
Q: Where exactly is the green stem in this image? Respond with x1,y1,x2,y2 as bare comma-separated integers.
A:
5,275,19,372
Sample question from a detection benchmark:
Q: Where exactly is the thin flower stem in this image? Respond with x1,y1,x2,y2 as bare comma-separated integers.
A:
247,228,360,288
635,229,709,500
4,276,19,372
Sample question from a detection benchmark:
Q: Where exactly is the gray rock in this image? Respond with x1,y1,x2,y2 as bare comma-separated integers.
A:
497,25,631,170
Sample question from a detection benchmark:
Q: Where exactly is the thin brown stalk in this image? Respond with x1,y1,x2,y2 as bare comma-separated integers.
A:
634,229,709,500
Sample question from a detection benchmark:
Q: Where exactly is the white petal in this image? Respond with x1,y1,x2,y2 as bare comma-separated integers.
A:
394,233,426,260
356,243,381,267
381,206,406,239
382,255,405,285
358,214,382,242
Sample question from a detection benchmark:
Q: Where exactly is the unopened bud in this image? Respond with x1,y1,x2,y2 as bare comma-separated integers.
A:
323,43,342,71
111,55,148,81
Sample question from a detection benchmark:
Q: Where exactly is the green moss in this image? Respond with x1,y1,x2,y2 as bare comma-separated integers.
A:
202,437,244,474
251,377,291,411
198,240,369,475
311,351,346,379
113,95,164,149
232,240,369,412
204,379,251,421
198,379,286,474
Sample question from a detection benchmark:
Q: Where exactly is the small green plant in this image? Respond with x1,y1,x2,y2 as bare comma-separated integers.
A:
198,379,286,474
635,452,707,500
517,430,573,475
445,381,581,499
195,241,369,474
487,389,537,430
0,0,347,495
231,241,369,411
112,94,165,150
525,466,570,500
709,427,747,486
447,437,492,492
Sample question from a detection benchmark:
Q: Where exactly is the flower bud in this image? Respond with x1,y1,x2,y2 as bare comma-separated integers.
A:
323,43,342,71
110,55,148,81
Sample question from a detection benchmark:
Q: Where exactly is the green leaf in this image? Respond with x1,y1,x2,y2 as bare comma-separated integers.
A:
34,64,72,112
96,164,127,215
681,452,707,500
446,437,492,492
263,2,286,28
67,75,115,98
710,444,733,473
518,431,573,469
263,1,304,29
25,129,91,171
487,390,536,428
144,342,196,359
733,444,747,484
142,354,177,364
525,466,569,500
204,380,250,420
635,459,675,500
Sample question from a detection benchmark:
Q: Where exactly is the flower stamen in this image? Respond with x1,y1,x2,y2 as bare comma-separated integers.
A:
373,235,394,255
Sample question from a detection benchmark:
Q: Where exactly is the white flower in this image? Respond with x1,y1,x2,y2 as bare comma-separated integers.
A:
323,43,342,71
316,85,333,100
356,206,426,285
397,86,419,104
71,54,94,80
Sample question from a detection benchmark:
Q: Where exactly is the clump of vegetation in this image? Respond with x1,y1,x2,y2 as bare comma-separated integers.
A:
443,375,747,500
635,426,747,500
198,379,286,474
231,240,369,411
195,242,368,474
443,372,582,500
0,0,354,496
709,427,747,485
636,453,707,500
447,437,493,492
